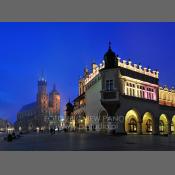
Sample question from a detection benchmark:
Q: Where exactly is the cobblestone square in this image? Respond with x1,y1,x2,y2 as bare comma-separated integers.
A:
0,133,175,151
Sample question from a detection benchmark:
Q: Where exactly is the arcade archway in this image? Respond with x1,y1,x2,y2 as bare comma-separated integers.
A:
159,114,168,134
171,115,175,134
75,112,86,130
142,112,154,134
125,109,140,134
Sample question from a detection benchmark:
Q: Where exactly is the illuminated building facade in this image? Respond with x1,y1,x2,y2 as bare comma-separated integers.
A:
66,43,175,135
16,76,61,132
0,119,14,133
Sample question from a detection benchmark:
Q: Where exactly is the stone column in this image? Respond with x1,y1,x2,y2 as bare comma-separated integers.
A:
153,118,160,135
107,116,116,134
138,120,142,135
168,121,172,135
116,114,125,134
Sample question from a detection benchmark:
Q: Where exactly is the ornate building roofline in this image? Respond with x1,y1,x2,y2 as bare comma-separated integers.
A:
84,57,159,85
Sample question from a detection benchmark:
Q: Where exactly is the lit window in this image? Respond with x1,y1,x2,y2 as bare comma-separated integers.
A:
146,119,152,132
129,118,137,133
171,122,174,132
159,120,164,132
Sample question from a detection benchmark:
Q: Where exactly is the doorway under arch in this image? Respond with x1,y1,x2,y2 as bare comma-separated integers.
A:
142,112,154,134
159,114,168,134
125,109,140,134
75,112,86,131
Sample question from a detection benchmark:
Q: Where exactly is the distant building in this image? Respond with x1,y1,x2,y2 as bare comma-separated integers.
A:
66,43,175,135
0,119,14,133
16,75,61,132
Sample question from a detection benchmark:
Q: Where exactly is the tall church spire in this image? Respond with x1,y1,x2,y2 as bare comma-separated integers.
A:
39,70,46,82
38,71,47,95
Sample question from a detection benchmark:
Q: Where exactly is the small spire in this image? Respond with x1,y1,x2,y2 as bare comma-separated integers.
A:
84,67,89,76
40,70,46,81
109,41,111,50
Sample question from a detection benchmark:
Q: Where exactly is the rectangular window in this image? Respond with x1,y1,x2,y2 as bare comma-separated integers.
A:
106,80,110,91
109,80,114,91
127,87,129,95
132,89,135,96
106,80,114,91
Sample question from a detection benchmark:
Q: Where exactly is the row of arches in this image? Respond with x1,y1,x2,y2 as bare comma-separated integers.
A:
125,110,175,135
73,110,175,135
125,110,154,134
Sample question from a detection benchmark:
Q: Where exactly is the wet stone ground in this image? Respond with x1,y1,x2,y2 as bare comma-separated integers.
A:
0,132,175,151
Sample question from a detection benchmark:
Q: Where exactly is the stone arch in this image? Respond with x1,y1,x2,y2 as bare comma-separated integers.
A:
171,115,175,134
142,112,154,134
99,110,108,132
125,109,140,134
159,114,169,134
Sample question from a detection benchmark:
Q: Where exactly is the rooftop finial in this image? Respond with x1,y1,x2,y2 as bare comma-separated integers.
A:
39,69,46,81
109,41,111,50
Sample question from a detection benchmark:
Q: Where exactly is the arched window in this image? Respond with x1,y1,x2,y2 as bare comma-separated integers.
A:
129,118,137,133
146,119,152,132
159,120,164,132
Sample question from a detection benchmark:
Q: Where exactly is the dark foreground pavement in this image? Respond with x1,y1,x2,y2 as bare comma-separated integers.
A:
0,132,175,151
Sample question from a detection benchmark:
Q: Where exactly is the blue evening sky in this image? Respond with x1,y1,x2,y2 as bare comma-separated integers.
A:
0,22,175,123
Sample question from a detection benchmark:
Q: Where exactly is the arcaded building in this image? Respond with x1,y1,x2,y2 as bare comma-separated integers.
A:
16,76,61,132
66,44,175,135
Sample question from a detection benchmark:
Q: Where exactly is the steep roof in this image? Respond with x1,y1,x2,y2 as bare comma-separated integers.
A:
19,102,37,113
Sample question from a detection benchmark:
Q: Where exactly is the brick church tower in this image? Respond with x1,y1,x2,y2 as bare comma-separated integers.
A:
37,75,49,113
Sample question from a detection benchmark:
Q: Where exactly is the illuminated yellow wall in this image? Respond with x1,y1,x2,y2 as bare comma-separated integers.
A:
142,112,154,134
159,114,168,134
172,116,175,134
85,116,91,127
159,87,175,107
